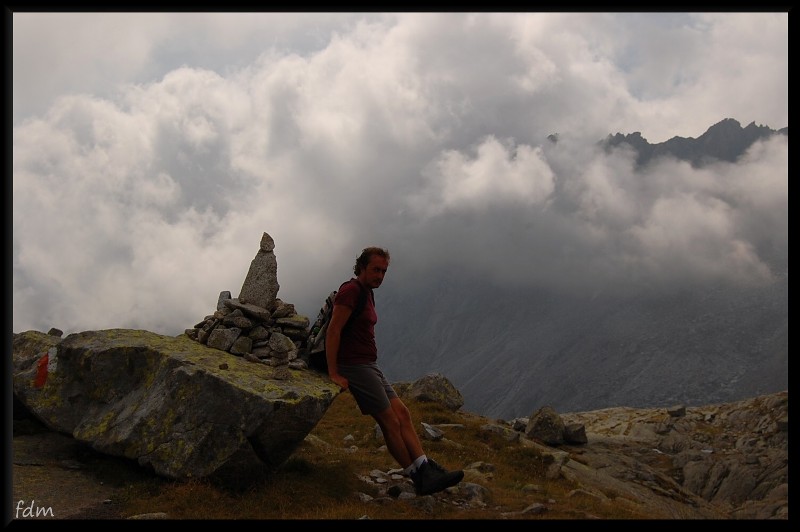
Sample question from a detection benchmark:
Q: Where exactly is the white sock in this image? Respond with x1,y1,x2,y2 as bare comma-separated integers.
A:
404,454,428,475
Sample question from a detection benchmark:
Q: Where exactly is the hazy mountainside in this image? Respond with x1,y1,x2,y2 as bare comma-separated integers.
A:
376,273,787,420
374,119,788,420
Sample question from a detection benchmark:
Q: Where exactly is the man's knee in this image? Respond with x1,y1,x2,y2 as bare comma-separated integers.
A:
374,407,402,433
390,398,413,422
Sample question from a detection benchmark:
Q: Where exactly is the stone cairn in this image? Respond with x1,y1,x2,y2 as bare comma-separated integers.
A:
184,232,312,378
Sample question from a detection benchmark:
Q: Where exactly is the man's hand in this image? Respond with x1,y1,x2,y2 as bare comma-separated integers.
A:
329,373,349,390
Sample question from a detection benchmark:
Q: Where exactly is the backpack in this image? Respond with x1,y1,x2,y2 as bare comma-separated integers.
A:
306,280,368,373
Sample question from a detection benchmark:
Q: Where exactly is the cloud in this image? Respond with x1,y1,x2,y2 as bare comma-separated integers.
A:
12,13,787,336
408,136,555,216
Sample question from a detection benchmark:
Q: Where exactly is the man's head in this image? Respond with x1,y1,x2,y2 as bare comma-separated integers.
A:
353,247,390,275
354,247,390,289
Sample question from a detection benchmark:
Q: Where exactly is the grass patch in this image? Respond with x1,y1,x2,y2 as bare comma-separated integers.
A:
114,390,660,519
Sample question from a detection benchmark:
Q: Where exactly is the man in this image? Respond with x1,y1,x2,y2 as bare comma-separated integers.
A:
325,246,464,496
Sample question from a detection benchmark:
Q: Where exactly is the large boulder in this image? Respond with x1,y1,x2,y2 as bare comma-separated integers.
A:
405,373,464,412
12,329,341,480
525,405,565,445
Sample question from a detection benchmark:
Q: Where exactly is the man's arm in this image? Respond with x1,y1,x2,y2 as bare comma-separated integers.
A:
325,303,353,389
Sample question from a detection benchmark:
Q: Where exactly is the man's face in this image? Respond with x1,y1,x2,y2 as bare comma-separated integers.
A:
363,256,389,289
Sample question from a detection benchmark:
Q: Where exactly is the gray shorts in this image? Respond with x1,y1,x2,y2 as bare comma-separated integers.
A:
336,362,398,415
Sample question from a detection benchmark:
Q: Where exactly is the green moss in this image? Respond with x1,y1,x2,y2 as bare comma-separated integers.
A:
15,329,342,478
75,409,119,440
30,377,67,410
54,329,339,401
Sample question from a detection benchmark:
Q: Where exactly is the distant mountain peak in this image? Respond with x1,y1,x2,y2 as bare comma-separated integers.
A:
600,118,787,169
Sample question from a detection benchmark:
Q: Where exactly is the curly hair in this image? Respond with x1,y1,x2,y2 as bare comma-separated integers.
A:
354,247,391,275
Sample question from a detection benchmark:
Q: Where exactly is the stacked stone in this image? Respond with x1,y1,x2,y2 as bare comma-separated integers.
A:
185,293,311,368
184,232,312,372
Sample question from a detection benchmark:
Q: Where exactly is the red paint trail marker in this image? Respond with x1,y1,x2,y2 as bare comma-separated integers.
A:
33,353,49,388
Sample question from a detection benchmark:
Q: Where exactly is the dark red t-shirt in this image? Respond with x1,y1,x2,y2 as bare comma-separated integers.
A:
334,278,377,365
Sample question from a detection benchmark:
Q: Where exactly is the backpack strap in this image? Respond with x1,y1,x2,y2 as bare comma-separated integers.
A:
307,280,370,372
340,279,369,328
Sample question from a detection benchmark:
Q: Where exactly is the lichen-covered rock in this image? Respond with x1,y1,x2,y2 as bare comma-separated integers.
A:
12,329,341,480
525,405,565,445
406,373,464,412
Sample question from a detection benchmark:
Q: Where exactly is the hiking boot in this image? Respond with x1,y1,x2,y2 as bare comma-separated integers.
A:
410,459,464,496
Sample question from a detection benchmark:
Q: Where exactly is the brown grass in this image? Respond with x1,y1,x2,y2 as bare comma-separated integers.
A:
115,392,652,520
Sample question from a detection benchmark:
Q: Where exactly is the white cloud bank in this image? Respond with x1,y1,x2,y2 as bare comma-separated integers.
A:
12,12,788,336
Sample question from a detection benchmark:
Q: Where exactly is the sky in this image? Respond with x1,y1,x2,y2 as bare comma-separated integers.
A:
11,12,788,337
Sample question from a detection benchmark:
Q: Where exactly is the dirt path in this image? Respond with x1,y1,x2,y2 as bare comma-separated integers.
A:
11,419,155,521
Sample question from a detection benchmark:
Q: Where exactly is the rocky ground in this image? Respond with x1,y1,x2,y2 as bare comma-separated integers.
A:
9,391,788,521
558,391,788,519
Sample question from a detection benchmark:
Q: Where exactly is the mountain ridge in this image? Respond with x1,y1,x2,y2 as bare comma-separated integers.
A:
600,117,788,167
